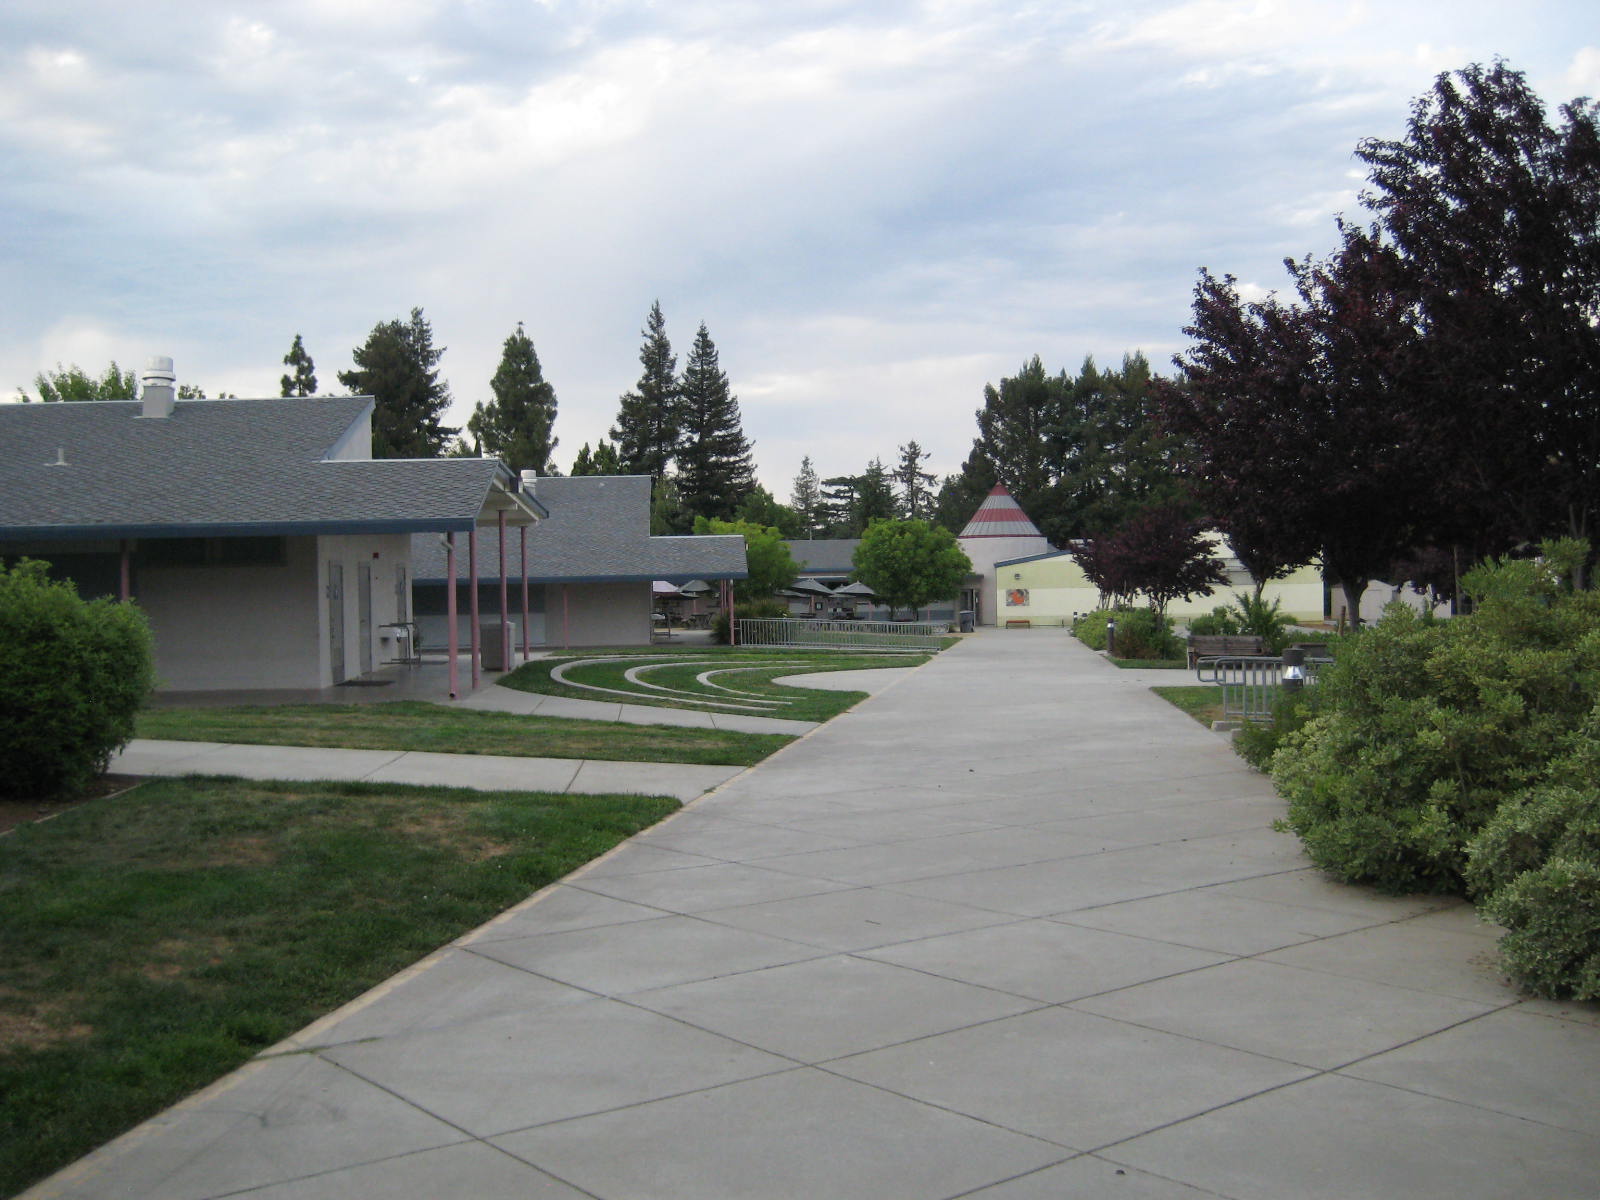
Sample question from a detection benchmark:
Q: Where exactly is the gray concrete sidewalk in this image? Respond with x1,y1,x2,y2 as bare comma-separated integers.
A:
34,631,1600,1199
109,739,745,803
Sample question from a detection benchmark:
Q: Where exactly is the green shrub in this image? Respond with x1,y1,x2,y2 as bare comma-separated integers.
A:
1272,551,1600,894
1072,609,1112,650
1109,606,1184,660
1185,605,1242,636
1076,606,1186,659
1482,858,1600,1000
0,559,155,799
1234,684,1328,772
1230,592,1295,653
713,597,790,644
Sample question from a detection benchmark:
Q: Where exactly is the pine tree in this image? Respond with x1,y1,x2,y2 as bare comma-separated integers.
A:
468,322,558,474
894,441,937,519
338,308,456,458
790,455,823,538
570,439,622,476
675,322,756,523
611,300,681,479
280,334,318,397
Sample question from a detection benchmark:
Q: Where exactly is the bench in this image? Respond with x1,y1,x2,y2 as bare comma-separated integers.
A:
1005,618,1031,629
1187,634,1267,667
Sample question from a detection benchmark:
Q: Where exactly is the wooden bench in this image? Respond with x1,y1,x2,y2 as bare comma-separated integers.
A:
1187,634,1267,667
1005,618,1031,629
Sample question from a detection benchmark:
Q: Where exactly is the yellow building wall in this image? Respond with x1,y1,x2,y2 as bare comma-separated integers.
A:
994,551,1325,626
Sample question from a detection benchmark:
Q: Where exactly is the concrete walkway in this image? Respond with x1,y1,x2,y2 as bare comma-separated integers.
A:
109,739,746,804
35,632,1600,1199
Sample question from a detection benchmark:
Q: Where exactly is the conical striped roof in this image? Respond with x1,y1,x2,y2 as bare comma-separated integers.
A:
958,486,1045,538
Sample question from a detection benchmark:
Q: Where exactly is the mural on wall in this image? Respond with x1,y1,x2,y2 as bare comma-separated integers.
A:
1006,588,1029,607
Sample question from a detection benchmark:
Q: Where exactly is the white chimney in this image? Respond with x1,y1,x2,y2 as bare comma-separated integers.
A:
139,356,176,419
519,470,539,495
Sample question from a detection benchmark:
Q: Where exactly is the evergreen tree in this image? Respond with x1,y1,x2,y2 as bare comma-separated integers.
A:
280,334,318,397
790,455,823,538
468,322,558,474
894,441,937,519
857,458,899,527
820,475,860,537
974,355,1064,505
651,474,689,535
735,486,802,537
570,439,622,476
611,300,681,479
932,445,998,534
338,308,456,458
675,322,756,523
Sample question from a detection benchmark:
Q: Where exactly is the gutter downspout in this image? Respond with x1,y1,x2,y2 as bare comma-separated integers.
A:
521,526,530,660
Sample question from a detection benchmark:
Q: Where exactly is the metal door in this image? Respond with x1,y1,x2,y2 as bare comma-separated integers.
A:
327,561,345,684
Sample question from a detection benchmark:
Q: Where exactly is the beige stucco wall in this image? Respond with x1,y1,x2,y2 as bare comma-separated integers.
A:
140,532,412,690
542,581,652,648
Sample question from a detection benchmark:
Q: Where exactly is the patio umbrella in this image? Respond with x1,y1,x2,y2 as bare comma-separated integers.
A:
834,581,876,598
790,578,835,596
677,579,713,595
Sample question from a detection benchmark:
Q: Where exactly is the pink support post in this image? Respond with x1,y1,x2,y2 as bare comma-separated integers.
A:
498,509,509,671
728,579,737,646
446,533,459,699
520,525,530,659
469,528,481,691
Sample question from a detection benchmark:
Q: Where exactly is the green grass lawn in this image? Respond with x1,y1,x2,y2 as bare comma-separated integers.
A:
1152,684,1227,726
501,647,930,723
136,701,791,767
0,776,678,1197
1110,657,1190,670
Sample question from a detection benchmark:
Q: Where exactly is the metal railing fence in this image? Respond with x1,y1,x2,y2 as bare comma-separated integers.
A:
1195,655,1324,722
735,617,949,652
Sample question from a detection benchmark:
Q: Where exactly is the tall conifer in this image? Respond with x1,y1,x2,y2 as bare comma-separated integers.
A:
611,300,680,479
676,322,755,524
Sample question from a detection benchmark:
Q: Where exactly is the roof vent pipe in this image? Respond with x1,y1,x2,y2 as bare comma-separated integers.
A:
519,470,538,495
139,356,176,419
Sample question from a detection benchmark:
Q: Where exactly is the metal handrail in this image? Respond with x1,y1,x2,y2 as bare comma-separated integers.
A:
736,617,948,651
1196,655,1323,722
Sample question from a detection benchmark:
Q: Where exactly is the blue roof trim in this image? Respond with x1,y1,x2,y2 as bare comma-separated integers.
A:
995,550,1073,567
414,569,749,586
0,518,486,542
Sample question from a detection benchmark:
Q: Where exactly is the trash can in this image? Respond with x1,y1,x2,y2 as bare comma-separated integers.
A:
959,610,976,633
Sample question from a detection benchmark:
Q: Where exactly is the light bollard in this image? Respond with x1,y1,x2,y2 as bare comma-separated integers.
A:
1282,645,1306,693
1106,618,1117,657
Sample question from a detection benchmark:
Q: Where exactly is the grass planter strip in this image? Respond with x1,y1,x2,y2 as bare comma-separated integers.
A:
503,648,930,722
136,702,792,768
0,776,678,1197
1151,684,1226,726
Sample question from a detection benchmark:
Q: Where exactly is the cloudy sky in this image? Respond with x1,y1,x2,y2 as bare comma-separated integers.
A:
3,1,1595,497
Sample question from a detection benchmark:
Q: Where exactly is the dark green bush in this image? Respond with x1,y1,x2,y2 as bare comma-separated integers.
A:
1231,593,1296,653
1234,683,1329,772
1185,605,1242,636
1272,547,1600,894
713,597,790,644
1072,609,1112,650
1482,858,1600,1000
0,559,155,799
1077,606,1184,659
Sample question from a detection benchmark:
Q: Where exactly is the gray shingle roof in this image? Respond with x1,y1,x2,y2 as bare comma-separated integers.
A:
0,396,542,540
785,538,860,574
411,475,748,583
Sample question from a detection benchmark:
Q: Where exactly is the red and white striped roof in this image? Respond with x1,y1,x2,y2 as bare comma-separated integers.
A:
958,486,1045,539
